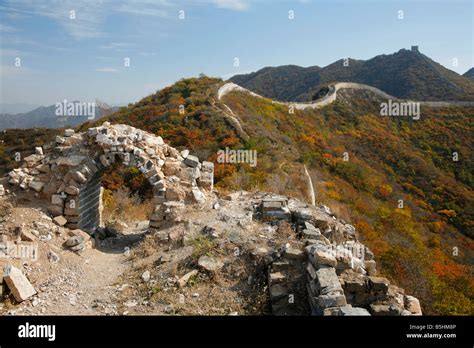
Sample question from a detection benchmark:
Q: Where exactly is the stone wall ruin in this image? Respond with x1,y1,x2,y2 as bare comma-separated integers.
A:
260,196,422,316
6,122,214,234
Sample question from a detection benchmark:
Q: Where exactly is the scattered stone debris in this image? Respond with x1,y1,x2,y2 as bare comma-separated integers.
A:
258,196,291,220
3,265,37,302
141,271,151,283
20,229,37,242
47,250,60,263
178,270,198,288
65,236,85,252
198,256,224,273
53,216,67,227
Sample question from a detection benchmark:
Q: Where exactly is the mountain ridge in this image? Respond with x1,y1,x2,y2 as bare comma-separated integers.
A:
0,102,119,130
231,48,474,102
464,68,474,80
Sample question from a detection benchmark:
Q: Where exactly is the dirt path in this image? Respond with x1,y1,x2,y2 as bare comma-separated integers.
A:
3,222,147,316
304,165,316,206
212,102,250,140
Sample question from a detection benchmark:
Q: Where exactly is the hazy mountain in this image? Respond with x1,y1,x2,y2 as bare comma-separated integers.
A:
0,102,120,130
463,68,474,80
231,48,474,102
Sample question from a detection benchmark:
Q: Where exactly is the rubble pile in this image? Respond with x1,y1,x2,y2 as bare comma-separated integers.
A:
6,123,215,235
256,194,422,316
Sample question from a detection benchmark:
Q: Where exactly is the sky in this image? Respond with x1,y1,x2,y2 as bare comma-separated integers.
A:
0,0,472,107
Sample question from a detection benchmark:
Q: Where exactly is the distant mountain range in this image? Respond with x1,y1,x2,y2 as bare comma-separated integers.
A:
464,68,474,80
231,48,474,102
0,102,120,130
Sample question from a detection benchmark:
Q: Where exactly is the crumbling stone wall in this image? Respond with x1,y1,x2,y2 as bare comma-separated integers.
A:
7,122,214,233
259,196,422,316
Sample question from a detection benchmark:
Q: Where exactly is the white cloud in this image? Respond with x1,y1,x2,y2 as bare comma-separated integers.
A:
138,51,157,57
0,0,173,40
0,0,251,43
0,49,28,57
96,67,118,73
115,0,170,17
1,0,107,39
99,42,132,52
0,24,18,33
211,0,249,11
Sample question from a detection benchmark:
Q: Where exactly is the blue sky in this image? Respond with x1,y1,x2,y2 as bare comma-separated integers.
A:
0,0,472,106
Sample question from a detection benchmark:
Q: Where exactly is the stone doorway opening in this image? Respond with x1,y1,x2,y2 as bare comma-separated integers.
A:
79,159,154,234
78,170,102,233
6,123,214,237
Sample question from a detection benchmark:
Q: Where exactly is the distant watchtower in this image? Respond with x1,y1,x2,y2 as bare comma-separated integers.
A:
411,45,419,53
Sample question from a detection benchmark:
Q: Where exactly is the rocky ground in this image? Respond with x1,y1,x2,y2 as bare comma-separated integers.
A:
0,183,422,316
0,189,295,315
0,192,143,315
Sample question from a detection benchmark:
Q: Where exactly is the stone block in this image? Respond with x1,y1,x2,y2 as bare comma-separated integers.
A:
3,265,37,302
184,155,200,168
302,229,321,239
47,204,64,216
324,306,371,316
68,229,91,242
364,260,377,276
268,272,286,285
178,270,198,288
272,261,290,272
369,304,402,316
404,295,422,315
270,284,288,302
191,188,206,204
317,293,347,309
368,276,390,292
20,229,36,242
65,185,80,195
28,181,44,192
198,256,224,273
51,194,65,205
315,267,343,295
285,247,306,261
312,249,337,268
201,161,214,173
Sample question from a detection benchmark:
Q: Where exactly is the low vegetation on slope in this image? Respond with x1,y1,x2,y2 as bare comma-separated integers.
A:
0,128,59,176
221,90,474,315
